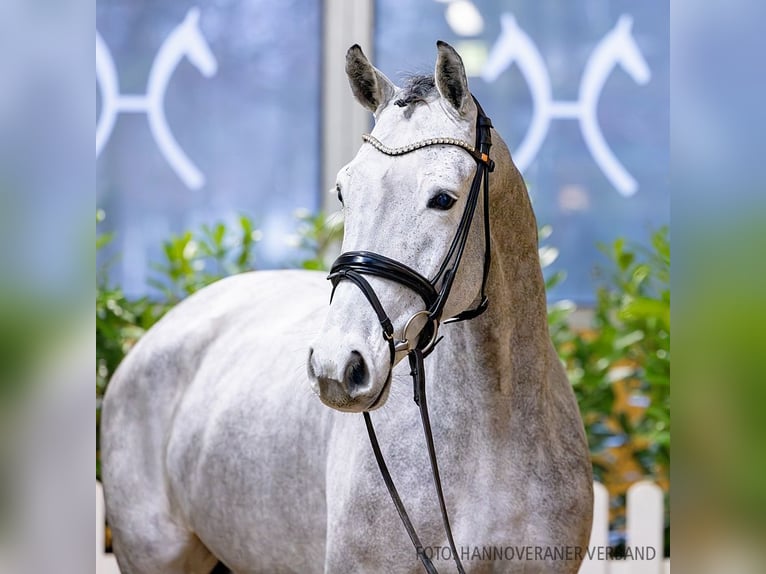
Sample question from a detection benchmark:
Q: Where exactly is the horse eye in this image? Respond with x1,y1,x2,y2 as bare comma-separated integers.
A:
336,184,343,205
427,192,457,211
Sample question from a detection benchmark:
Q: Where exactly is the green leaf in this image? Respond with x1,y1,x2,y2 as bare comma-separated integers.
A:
614,330,645,349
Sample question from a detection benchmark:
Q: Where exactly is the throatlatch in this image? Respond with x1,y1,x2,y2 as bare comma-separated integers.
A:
327,97,494,574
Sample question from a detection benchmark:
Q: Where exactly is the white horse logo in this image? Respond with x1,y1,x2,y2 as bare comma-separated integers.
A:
483,14,651,196
96,8,218,190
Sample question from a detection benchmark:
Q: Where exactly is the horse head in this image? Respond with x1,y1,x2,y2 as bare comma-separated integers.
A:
179,8,218,77
611,15,651,85
307,43,491,412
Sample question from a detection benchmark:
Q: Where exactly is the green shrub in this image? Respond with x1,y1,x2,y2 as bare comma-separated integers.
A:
148,215,260,303
545,227,670,550
97,212,670,550
292,209,344,270
554,228,670,481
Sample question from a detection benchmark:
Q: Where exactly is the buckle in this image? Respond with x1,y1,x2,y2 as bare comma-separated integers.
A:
394,310,440,355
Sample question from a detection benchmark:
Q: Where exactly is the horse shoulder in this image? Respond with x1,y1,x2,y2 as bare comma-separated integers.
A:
102,270,330,562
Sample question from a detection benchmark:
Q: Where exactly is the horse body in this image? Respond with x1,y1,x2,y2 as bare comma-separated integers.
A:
102,43,592,574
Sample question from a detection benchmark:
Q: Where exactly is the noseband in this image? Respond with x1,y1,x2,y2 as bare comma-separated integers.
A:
327,98,493,574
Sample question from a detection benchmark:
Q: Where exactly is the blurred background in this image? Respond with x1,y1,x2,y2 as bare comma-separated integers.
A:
9,0,766,572
94,0,670,566
96,0,668,303
13,0,766,572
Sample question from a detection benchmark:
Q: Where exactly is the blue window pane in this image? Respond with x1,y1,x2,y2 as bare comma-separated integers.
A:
375,1,669,304
97,1,321,296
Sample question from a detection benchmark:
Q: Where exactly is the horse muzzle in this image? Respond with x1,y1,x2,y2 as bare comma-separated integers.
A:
307,343,390,412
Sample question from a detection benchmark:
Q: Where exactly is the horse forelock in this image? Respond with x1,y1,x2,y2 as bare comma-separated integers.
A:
393,74,437,111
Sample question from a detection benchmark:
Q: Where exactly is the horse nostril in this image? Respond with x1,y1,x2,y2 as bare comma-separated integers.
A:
345,351,368,392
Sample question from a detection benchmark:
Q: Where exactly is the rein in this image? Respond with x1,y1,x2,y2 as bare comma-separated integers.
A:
327,97,494,574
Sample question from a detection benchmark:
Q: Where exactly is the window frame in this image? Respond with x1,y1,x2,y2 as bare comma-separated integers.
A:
321,0,374,213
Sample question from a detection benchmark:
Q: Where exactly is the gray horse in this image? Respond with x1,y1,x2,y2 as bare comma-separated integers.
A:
102,42,593,573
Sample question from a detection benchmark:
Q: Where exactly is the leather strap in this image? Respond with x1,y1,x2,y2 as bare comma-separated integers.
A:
410,349,466,574
330,251,438,310
364,349,466,574
364,412,439,574
333,96,493,332
327,98,494,574
329,269,396,364
442,100,493,324
444,153,492,324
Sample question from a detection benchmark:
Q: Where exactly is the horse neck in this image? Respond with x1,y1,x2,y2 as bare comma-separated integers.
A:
436,133,552,399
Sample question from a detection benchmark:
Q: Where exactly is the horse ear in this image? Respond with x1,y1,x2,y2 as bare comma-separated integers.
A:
434,41,471,115
345,45,396,114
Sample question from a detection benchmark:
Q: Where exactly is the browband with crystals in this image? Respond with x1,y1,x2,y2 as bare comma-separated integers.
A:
362,133,491,166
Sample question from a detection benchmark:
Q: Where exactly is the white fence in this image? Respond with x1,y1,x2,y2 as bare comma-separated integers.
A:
579,482,670,574
96,481,669,573
96,482,120,574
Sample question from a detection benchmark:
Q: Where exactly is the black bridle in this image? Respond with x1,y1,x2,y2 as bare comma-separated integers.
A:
327,97,494,574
